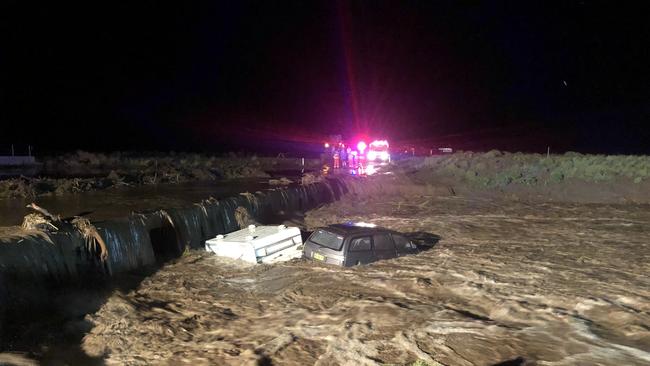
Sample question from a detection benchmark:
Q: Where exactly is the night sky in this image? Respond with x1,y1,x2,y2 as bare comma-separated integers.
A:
1,1,649,154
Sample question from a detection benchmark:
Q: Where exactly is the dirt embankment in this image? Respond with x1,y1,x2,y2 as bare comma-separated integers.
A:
396,151,650,203
0,151,317,199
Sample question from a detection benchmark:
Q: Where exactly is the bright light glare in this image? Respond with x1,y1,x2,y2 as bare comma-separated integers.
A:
366,164,376,175
379,152,389,161
370,140,389,147
354,222,376,228
367,151,377,160
324,142,330,148
357,141,367,152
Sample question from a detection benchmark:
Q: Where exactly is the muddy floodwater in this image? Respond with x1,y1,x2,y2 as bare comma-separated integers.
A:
0,179,271,227
81,194,650,365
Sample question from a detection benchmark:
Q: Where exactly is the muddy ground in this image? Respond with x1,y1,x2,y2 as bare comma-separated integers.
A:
80,190,650,365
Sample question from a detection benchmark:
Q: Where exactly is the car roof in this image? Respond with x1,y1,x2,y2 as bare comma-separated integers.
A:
322,223,394,236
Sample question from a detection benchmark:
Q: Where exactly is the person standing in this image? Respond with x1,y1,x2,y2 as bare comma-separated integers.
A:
333,147,340,169
340,147,348,168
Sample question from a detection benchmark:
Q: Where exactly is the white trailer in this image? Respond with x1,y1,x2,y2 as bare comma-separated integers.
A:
205,225,304,264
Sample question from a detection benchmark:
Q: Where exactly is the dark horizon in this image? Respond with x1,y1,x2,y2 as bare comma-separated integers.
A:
2,1,649,155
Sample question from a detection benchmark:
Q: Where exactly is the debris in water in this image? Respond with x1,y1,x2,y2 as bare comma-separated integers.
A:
301,173,321,185
268,177,293,186
71,217,109,262
22,202,109,262
234,206,258,228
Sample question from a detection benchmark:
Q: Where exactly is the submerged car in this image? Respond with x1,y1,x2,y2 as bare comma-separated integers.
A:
303,222,419,266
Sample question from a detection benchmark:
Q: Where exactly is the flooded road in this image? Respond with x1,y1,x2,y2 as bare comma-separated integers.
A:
0,179,272,227
81,194,650,365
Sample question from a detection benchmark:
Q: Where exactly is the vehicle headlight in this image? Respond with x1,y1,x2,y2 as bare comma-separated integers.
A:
380,152,389,161
367,151,377,160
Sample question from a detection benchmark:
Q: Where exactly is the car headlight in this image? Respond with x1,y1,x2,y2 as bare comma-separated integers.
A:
367,151,377,160
380,152,389,161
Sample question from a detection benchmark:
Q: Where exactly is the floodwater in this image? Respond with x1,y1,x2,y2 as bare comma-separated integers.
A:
0,179,273,227
80,194,650,365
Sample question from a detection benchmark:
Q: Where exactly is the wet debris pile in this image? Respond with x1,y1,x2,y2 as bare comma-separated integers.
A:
234,206,259,228
300,173,322,185
21,203,108,262
268,177,293,186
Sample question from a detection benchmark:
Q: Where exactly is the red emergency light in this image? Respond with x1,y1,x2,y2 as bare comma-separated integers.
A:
357,141,367,153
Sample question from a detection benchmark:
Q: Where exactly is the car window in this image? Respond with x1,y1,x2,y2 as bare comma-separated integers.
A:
309,229,345,251
392,234,409,251
373,234,395,251
349,236,372,252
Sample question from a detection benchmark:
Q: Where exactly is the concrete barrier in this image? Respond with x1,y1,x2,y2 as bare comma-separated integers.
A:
0,178,348,285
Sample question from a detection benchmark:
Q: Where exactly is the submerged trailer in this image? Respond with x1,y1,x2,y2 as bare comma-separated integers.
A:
205,225,303,264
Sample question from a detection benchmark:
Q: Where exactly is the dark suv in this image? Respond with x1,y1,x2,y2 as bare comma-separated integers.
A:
303,223,419,266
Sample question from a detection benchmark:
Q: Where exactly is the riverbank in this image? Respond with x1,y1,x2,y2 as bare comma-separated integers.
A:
0,151,319,199
396,151,650,203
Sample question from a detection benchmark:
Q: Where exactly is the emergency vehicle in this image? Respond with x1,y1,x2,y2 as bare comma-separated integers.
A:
322,137,391,175
366,140,391,163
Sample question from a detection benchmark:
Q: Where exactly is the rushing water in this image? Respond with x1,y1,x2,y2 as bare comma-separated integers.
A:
82,194,650,366
3,175,649,365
